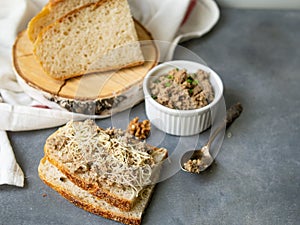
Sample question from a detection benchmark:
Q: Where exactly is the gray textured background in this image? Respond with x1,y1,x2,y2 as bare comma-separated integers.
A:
1,8,300,225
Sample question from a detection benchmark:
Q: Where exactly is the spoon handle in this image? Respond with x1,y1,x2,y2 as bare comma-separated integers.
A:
226,102,243,128
207,103,243,147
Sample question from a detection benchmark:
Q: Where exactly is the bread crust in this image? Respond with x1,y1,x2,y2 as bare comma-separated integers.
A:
45,155,134,211
28,0,99,42
48,0,65,7
38,157,143,225
47,61,144,81
44,125,167,212
33,0,144,80
27,5,51,42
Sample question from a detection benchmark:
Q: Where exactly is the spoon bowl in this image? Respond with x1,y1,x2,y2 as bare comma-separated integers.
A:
180,103,243,174
181,145,214,173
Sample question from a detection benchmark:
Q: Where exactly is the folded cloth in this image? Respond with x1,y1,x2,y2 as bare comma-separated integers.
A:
0,130,24,187
0,0,219,187
130,0,220,60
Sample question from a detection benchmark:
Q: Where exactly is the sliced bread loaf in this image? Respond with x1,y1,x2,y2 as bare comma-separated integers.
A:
27,0,98,43
44,120,167,211
33,0,144,80
38,157,155,225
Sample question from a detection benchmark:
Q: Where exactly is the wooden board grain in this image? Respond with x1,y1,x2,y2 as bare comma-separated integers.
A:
13,21,158,101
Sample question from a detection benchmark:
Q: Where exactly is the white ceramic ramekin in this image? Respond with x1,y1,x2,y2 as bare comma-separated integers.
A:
143,60,223,136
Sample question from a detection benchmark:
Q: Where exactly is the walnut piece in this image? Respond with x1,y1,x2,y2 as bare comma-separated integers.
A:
127,117,151,140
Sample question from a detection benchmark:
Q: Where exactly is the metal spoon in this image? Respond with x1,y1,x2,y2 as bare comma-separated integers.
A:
180,103,243,173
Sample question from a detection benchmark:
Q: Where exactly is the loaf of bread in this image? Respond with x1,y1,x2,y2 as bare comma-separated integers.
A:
38,157,155,225
27,0,98,43
43,120,167,211
33,0,144,80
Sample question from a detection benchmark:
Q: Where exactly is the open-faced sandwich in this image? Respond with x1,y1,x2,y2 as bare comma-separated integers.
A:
39,119,168,225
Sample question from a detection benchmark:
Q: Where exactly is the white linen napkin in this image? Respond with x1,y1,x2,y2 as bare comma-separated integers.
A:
0,130,24,187
0,0,219,187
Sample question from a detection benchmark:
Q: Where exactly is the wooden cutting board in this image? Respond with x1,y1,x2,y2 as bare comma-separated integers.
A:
12,22,158,115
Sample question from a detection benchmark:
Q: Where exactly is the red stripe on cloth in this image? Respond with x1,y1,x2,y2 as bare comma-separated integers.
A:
181,0,197,26
32,105,50,109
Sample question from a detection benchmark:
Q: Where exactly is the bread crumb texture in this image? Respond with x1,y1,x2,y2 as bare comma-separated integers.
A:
33,0,143,79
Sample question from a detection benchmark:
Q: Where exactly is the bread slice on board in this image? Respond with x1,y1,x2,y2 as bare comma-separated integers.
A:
27,0,98,43
38,157,155,225
33,0,144,80
44,120,168,211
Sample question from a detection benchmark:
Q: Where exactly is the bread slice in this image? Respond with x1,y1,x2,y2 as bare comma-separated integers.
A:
38,157,155,225
44,120,167,211
33,0,144,80
27,0,98,43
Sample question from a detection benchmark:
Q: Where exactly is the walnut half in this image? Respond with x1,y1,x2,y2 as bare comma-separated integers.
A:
127,117,151,140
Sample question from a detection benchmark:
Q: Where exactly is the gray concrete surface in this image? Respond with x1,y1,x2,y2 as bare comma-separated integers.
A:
1,8,299,225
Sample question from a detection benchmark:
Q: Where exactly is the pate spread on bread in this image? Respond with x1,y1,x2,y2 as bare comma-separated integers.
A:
38,158,156,225
39,120,167,224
